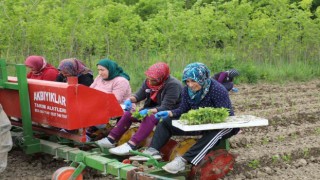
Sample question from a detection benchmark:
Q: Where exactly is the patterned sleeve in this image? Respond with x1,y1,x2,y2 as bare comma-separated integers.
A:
171,87,191,118
212,83,234,116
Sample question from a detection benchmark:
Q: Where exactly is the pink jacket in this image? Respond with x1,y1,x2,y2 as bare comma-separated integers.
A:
90,76,131,104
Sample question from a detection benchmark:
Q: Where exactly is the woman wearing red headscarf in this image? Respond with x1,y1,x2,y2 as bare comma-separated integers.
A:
24,56,59,81
96,62,183,156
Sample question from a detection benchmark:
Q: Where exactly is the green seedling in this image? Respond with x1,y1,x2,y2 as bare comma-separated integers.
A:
272,155,279,163
282,154,291,162
132,109,152,121
290,132,298,140
303,148,310,157
262,137,269,145
248,159,260,169
180,107,229,125
276,135,285,142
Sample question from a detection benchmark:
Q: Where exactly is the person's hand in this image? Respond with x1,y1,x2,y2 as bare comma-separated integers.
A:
155,111,169,120
124,100,132,111
231,87,239,92
139,109,149,116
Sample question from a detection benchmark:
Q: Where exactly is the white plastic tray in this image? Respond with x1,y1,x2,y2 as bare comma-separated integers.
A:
172,115,269,131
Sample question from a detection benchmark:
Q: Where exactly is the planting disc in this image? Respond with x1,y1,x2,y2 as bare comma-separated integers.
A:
52,167,83,180
188,149,235,180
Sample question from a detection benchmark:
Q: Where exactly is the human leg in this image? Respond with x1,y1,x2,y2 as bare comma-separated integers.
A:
129,118,202,160
96,111,137,148
130,115,158,146
183,128,238,166
109,115,158,155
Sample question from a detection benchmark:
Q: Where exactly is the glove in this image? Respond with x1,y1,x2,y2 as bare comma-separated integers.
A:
155,111,169,120
124,100,132,111
139,109,149,116
231,87,239,92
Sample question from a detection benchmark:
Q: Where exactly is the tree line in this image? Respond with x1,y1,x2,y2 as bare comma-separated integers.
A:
1,0,319,89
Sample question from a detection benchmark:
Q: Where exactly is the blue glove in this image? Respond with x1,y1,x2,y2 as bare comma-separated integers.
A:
155,111,169,120
232,87,239,92
124,100,132,111
139,109,149,116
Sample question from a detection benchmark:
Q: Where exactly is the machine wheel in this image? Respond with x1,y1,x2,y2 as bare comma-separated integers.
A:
52,167,83,180
169,138,196,161
188,149,235,180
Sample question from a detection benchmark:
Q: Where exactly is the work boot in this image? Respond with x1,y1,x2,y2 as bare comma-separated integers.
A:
162,156,186,174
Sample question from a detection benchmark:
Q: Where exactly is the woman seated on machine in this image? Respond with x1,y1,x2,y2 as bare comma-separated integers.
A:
56,58,94,86
96,62,183,156
129,62,239,174
24,55,59,81
85,58,132,140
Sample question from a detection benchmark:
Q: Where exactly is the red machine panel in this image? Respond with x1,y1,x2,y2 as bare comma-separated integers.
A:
0,77,124,130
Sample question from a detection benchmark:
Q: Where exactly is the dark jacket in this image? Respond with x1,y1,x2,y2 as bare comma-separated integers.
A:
56,73,94,87
172,79,234,118
133,76,183,112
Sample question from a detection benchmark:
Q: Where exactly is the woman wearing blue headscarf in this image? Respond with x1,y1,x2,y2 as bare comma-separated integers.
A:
129,62,239,174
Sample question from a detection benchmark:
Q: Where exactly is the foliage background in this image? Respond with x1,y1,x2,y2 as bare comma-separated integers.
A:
1,0,320,90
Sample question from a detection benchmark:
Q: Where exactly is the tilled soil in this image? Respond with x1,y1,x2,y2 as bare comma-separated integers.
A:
1,80,319,180
225,79,320,180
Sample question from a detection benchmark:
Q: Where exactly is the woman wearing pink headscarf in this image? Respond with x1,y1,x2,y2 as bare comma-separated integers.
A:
24,56,59,81
96,62,183,156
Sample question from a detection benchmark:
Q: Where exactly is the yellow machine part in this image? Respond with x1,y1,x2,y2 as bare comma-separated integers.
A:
117,127,154,147
169,138,197,161
90,124,113,141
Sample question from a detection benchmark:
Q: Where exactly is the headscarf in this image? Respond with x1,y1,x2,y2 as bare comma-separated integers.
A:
58,58,93,77
25,56,47,75
97,59,130,81
182,62,211,105
144,62,170,102
228,69,240,78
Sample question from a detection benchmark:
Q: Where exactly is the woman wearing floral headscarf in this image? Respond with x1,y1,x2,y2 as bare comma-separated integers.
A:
56,58,94,86
96,62,183,156
130,62,239,174
24,55,59,81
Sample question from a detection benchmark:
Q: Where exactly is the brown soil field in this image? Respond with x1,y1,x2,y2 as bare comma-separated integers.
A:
1,80,320,180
